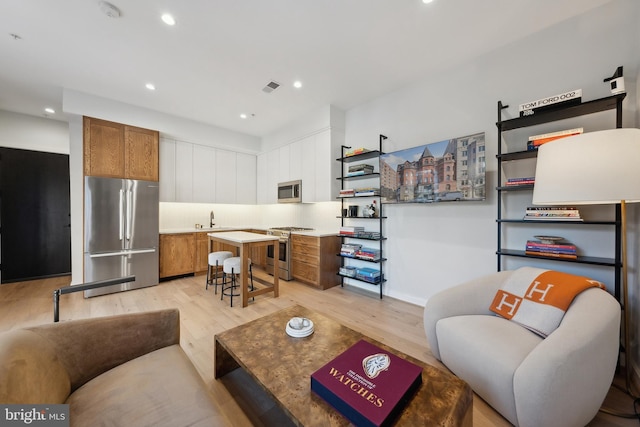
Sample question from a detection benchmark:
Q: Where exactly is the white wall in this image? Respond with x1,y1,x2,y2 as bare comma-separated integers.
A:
344,0,640,305
0,110,68,154
63,89,260,154
159,201,341,232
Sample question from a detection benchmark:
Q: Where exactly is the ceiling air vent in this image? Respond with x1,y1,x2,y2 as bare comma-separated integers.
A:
262,81,281,93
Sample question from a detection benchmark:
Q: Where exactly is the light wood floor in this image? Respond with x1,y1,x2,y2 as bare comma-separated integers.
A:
0,270,637,426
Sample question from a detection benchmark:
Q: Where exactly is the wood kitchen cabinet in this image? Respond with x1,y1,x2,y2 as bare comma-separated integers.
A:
83,116,159,181
159,233,195,279
249,229,267,267
291,234,340,290
194,232,210,274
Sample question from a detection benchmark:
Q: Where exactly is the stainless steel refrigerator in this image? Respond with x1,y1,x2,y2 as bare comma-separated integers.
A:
84,176,159,297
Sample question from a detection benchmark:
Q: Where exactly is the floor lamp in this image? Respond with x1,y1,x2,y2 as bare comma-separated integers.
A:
532,128,640,396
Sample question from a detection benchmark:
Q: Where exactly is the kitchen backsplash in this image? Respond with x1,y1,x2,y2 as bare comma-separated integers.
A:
159,201,342,231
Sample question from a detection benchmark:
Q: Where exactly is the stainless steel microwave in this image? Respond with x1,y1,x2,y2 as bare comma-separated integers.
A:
278,180,302,203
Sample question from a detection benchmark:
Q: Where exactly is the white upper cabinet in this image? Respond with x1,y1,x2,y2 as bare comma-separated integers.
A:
159,139,256,204
215,149,237,204
236,153,256,204
175,141,194,202
289,139,303,182
193,144,216,203
265,149,280,204
256,153,267,204
278,145,291,183
159,138,176,202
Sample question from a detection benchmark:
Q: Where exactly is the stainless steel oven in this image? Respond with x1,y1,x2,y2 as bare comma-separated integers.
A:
266,227,313,280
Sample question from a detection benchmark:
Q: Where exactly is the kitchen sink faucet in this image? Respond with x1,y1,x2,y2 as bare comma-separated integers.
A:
210,211,215,227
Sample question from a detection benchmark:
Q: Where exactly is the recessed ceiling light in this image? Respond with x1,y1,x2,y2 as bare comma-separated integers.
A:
44,107,55,114
161,13,176,26
240,113,248,119
293,80,303,89
145,83,156,90
422,0,434,3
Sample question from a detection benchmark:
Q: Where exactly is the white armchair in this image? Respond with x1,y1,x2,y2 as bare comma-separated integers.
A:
424,269,620,427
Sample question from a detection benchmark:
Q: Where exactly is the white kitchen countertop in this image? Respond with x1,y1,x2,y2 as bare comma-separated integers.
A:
159,226,265,234
207,231,279,243
159,227,337,237
292,230,339,238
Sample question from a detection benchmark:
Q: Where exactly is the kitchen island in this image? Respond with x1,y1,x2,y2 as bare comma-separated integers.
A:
208,231,280,307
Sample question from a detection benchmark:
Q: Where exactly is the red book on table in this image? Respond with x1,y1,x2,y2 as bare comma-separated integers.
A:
311,339,422,427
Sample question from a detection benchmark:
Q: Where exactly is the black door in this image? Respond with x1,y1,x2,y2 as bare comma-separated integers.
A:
0,148,71,283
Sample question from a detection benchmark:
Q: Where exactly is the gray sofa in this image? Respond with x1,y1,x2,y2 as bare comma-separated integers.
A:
424,269,621,427
0,309,223,426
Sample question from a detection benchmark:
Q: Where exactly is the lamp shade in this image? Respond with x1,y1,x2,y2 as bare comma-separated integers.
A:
532,128,640,205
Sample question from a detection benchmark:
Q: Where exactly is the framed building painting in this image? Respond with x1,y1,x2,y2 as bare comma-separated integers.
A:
380,132,486,204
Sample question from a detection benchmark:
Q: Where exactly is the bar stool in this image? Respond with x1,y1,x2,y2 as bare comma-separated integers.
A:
206,251,233,294
221,257,254,307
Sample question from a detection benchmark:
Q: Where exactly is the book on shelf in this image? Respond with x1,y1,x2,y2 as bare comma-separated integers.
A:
346,170,373,177
349,164,375,173
526,127,583,150
355,187,381,196
523,206,581,221
518,89,582,117
506,177,535,186
356,267,382,283
339,189,355,198
345,148,372,157
526,240,577,253
355,247,382,261
525,240,577,259
311,339,422,427
340,226,365,236
525,250,578,259
358,231,381,239
341,243,362,257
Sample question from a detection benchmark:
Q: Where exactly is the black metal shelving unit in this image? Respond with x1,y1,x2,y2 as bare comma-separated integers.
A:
496,69,625,299
336,134,386,299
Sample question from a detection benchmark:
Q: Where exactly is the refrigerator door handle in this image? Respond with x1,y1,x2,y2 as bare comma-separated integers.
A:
126,189,133,240
119,189,125,240
89,249,156,258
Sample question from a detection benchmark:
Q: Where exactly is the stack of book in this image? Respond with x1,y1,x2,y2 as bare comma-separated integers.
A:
338,189,355,198
355,247,381,261
340,243,362,258
525,240,578,259
339,226,365,236
523,206,582,221
338,266,357,277
354,187,380,196
526,127,583,151
506,177,535,186
355,267,381,283
357,230,381,239
347,164,374,177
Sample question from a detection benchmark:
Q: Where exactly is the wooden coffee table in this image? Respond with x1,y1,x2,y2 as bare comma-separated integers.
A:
215,305,472,426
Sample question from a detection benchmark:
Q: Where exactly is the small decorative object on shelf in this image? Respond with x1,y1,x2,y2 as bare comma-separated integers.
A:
364,201,377,218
